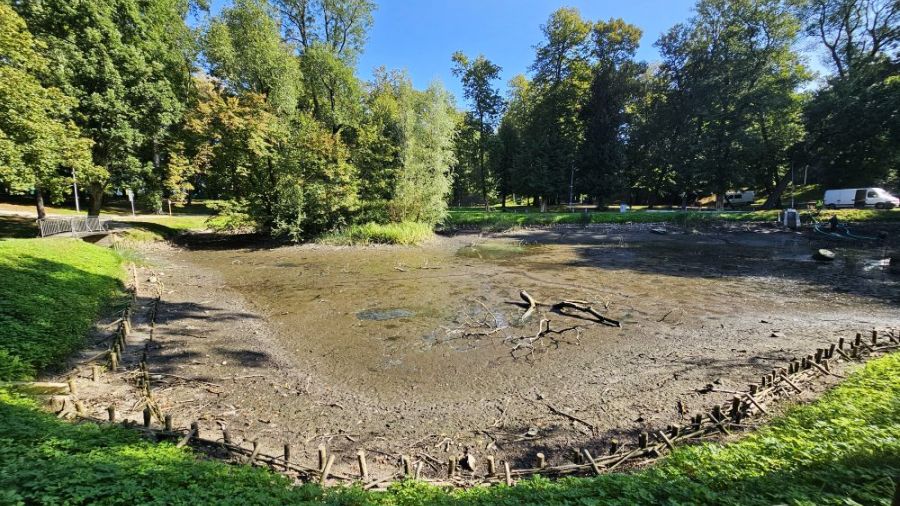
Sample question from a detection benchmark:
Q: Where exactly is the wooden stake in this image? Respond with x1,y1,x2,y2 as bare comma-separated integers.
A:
414,461,423,480
486,455,496,476
536,452,546,469
318,445,327,471
401,455,411,476
67,376,77,395
109,351,118,371
356,450,368,480
582,449,601,475
143,407,151,428
609,439,619,454
247,440,260,466
638,432,648,449
871,329,877,345
319,455,335,485
91,365,99,382
854,332,861,346
779,374,802,393
283,444,291,471
164,414,173,432
503,461,513,486
749,384,759,395
223,429,232,444
828,343,836,358
658,431,675,451
447,457,456,478
838,337,844,349
107,406,116,422
190,421,200,440
814,349,823,363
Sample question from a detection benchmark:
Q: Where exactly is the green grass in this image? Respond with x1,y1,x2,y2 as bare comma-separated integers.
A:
320,222,434,246
446,208,900,231
0,239,125,380
113,215,210,243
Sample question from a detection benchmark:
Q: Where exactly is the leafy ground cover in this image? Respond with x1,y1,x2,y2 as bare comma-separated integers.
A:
0,239,124,380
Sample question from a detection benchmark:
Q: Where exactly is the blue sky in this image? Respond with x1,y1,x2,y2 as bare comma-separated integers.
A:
199,1,825,102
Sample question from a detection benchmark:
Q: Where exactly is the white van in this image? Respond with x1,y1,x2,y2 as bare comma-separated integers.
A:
724,190,755,207
824,188,898,209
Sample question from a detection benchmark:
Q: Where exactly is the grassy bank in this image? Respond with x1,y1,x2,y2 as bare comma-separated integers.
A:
0,239,124,380
445,207,900,231
320,222,434,245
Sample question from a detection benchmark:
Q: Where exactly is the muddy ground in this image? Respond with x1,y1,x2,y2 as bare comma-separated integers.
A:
83,223,900,478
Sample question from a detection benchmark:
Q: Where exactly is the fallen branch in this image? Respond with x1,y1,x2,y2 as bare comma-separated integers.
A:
519,290,536,322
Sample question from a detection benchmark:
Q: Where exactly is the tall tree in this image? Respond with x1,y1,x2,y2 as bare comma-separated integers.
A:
578,18,644,206
13,0,198,214
799,0,900,187
528,8,593,208
388,81,457,224
0,3,96,218
655,0,808,208
451,52,504,208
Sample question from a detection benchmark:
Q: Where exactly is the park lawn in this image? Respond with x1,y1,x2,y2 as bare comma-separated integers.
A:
0,239,125,380
0,235,896,505
445,207,900,230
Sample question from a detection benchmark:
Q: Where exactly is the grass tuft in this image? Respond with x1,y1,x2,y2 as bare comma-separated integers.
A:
321,222,434,246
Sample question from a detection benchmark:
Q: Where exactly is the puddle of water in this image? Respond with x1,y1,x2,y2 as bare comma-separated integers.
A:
356,308,415,321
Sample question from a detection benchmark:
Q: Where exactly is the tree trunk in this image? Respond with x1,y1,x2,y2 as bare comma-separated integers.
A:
88,182,104,216
761,171,792,210
35,189,46,220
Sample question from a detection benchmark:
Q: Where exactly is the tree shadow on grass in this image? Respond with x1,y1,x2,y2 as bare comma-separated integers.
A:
0,254,124,380
0,215,38,238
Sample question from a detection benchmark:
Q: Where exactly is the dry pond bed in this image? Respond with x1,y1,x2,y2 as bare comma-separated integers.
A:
92,224,899,479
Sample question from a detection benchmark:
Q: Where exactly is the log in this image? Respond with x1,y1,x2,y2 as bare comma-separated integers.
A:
582,449,601,475
520,290,536,322
555,300,621,327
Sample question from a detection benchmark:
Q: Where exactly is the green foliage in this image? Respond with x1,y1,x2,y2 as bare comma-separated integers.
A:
12,0,197,214
386,81,457,225
0,239,123,380
205,0,302,115
320,222,434,245
0,4,95,213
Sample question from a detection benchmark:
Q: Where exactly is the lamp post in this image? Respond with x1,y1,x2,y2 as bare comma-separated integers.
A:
72,168,81,213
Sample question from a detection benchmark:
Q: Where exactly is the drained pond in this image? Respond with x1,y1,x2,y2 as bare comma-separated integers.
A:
142,226,898,475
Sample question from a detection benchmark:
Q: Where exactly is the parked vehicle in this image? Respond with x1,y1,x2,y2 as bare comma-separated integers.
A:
724,190,755,207
823,188,899,209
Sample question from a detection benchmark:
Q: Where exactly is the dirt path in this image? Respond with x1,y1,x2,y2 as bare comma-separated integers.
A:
108,225,898,478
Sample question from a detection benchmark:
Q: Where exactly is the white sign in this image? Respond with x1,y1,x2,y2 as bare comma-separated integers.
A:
126,189,134,202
